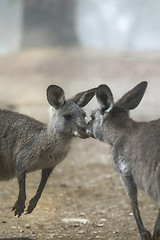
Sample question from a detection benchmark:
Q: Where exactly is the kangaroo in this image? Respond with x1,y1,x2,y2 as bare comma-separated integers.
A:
0,85,96,218
87,81,160,240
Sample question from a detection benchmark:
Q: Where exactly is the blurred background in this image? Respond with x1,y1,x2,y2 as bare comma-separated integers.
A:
0,0,160,120
2,0,160,54
0,1,160,240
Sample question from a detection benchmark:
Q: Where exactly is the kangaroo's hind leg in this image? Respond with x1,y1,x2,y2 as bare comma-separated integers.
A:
153,167,160,240
115,157,151,240
153,209,160,240
12,172,26,218
26,167,53,214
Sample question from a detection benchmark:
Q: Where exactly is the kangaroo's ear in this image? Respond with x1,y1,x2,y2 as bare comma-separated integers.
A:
117,81,148,110
96,84,114,113
71,88,96,107
47,85,65,109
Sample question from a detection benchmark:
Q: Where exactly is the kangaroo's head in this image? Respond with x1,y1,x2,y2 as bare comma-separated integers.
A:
87,81,147,144
47,85,96,139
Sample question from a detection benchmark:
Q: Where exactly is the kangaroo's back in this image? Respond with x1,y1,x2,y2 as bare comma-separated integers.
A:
0,109,45,180
127,119,160,201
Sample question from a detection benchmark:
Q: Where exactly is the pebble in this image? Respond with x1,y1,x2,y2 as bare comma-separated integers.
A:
62,218,89,224
74,223,80,227
130,227,136,230
60,183,68,188
25,224,31,228
78,230,85,234
12,226,16,229
79,212,85,216
129,212,133,216
96,236,105,239
97,223,104,227
100,218,107,222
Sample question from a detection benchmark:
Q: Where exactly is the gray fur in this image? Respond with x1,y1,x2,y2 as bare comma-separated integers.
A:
88,81,160,240
0,85,96,217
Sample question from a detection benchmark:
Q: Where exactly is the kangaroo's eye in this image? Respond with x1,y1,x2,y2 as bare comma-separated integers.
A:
64,114,72,120
91,115,95,120
83,113,86,118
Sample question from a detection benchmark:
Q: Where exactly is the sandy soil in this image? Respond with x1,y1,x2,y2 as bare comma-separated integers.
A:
0,48,160,240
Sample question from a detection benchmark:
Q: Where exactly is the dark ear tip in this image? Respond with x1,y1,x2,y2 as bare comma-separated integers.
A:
96,84,107,94
135,81,148,94
141,81,148,88
71,87,97,107
96,84,113,97
46,85,65,99
47,85,63,94
86,87,97,96
88,87,97,98
46,85,52,96
97,84,108,89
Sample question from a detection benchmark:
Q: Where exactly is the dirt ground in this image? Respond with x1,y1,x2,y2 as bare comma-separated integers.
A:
0,49,160,240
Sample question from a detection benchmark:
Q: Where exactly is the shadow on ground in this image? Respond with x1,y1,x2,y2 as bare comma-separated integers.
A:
0,238,34,240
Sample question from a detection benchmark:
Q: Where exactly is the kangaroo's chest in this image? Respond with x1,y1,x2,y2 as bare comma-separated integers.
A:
45,147,69,167
33,142,70,171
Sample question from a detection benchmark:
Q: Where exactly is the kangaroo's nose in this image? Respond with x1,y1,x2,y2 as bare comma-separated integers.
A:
87,120,92,126
86,128,92,137
81,127,86,133
86,126,95,138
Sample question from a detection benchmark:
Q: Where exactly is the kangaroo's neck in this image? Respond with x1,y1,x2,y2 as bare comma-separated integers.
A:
104,115,137,146
46,123,72,144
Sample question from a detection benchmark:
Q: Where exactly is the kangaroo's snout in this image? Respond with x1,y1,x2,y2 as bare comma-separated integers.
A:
86,123,94,138
73,126,89,139
81,127,86,133
86,128,94,138
80,126,89,139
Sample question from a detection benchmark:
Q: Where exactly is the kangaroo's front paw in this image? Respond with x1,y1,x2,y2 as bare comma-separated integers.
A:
141,230,152,240
153,230,160,240
12,199,25,218
26,197,38,214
